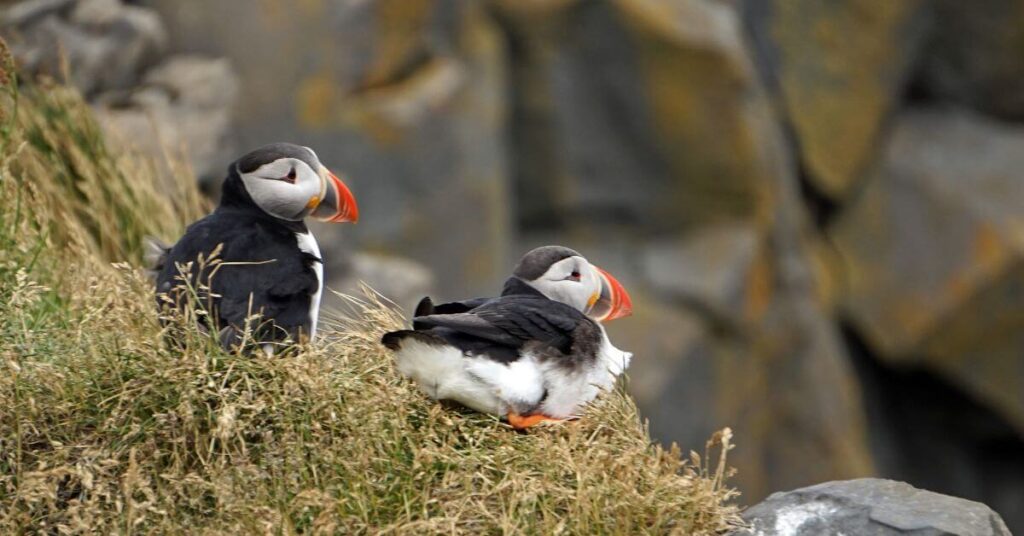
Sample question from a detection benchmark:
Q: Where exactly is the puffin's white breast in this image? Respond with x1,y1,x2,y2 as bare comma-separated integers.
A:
295,231,323,341
538,332,631,418
393,324,632,419
393,338,505,415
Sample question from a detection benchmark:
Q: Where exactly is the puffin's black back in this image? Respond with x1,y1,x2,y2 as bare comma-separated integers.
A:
154,162,320,349
410,277,545,329
385,293,594,365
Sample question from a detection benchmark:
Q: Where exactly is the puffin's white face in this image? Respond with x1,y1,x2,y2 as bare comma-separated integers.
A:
527,255,604,313
238,155,325,221
517,247,633,322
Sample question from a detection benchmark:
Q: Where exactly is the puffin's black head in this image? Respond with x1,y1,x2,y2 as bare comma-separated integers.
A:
222,143,359,223
512,245,633,322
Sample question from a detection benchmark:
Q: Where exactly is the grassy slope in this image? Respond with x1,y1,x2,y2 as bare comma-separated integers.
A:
0,51,741,534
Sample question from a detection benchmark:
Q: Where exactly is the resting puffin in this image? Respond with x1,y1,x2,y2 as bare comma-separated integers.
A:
154,143,358,352
381,246,633,429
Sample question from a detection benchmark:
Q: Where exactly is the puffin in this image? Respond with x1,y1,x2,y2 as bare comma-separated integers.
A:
381,245,634,429
153,143,359,352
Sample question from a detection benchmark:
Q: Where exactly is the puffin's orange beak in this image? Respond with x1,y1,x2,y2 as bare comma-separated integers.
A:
590,266,633,322
311,168,359,223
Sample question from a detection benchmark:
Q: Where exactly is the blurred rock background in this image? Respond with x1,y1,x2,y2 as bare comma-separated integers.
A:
2,0,1022,531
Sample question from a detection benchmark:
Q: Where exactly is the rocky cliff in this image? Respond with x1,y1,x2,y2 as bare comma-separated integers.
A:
4,0,1023,532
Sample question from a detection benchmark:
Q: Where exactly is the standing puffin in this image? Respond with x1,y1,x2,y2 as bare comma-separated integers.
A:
154,143,358,352
381,246,633,429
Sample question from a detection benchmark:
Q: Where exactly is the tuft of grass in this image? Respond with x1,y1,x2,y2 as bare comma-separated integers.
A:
0,45,741,534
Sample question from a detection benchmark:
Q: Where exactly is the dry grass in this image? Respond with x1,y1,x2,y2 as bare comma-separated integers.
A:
0,46,741,534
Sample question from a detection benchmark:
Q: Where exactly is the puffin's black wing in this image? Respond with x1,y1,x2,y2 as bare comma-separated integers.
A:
411,296,583,353
410,278,546,329
155,209,319,346
211,235,319,340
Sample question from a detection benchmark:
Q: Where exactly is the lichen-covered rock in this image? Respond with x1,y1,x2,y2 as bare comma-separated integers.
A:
742,0,929,200
734,479,1011,536
831,109,1024,435
626,222,873,500
921,0,1024,120
492,0,779,232
716,271,874,500
2,0,167,96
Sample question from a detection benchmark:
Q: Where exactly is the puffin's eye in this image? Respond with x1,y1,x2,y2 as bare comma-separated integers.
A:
568,270,581,281
282,168,297,184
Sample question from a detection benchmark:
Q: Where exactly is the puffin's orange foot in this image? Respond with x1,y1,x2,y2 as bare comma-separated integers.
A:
507,412,564,430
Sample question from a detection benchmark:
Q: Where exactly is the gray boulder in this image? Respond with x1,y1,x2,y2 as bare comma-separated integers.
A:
830,108,1024,437
2,0,167,96
736,479,1011,536
642,224,761,326
2,0,237,185
93,55,239,182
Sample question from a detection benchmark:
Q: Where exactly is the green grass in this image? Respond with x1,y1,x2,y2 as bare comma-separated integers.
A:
0,42,740,534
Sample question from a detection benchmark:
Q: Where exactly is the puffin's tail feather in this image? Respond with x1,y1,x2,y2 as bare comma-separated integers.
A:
414,296,434,317
144,236,170,278
412,297,434,330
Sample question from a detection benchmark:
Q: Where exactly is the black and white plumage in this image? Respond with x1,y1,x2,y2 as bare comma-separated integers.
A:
153,143,358,351
413,247,632,323
381,246,633,429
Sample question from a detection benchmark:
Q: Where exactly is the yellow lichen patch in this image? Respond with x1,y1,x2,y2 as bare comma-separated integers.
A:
887,296,935,356
296,0,326,16
743,250,774,324
614,0,774,228
773,0,927,199
973,223,1007,271
807,237,845,311
941,224,1010,317
296,71,339,129
943,273,973,311
365,0,435,90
